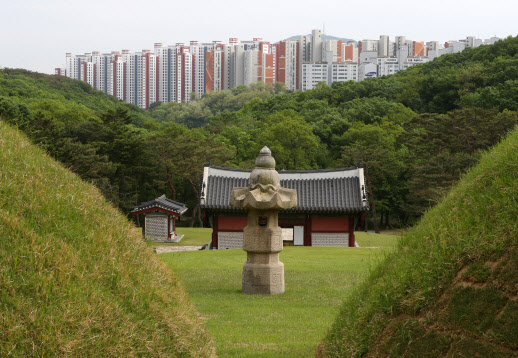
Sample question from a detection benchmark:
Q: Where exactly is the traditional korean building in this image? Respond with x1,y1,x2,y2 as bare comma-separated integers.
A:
199,165,369,249
132,194,187,241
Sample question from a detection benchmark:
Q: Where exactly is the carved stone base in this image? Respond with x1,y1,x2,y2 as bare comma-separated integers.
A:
241,225,285,294
242,261,285,295
243,226,282,253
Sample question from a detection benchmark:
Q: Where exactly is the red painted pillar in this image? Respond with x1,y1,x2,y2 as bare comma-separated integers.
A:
142,214,146,238
172,216,176,237
212,214,219,249
304,214,312,246
167,215,171,240
348,216,355,247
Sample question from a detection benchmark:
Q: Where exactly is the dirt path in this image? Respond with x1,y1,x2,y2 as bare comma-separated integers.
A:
154,246,202,254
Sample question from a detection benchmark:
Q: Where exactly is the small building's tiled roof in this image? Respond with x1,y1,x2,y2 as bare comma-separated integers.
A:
132,195,188,215
200,166,368,213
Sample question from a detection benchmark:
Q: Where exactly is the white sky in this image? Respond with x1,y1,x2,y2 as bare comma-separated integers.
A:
1,0,516,74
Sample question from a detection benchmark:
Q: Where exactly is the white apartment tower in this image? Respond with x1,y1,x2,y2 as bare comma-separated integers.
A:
82,60,96,88
243,48,258,86
190,41,214,98
108,57,126,101
285,40,298,91
141,50,158,108
302,63,328,90
322,40,339,63
91,52,113,94
155,44,169,102
181,49,193,102
378,35,390,57
122,50,140,106
311,29,323,62
231,44,246,87
298,34,311,89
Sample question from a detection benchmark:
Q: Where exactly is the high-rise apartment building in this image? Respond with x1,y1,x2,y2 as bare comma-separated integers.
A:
311,29,323,62
378,35,390,57
276,40,299,91
55,68,66,76
108,55,126,101
92,52,112,94
60,32,500,108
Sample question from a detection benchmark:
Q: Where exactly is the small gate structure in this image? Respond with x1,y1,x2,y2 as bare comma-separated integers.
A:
132,195,187,242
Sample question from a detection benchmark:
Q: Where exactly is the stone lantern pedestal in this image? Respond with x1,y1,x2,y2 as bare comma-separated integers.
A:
230,147,297,295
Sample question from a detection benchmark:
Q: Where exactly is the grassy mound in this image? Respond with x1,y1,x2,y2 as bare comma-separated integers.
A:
320,126,518,357
0,121,214,357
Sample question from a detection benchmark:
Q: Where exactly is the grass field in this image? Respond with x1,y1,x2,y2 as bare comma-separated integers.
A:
145,227,213,247
159,233,398,357
147,228,398,248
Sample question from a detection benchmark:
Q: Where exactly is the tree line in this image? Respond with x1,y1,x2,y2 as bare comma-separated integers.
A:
1,36,518,228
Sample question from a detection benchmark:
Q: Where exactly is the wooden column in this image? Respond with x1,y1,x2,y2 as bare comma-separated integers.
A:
212,213,219,249
167,215,171,240
142,214,146,238
172,216,176,237
304,214,312,246
348,215,355,247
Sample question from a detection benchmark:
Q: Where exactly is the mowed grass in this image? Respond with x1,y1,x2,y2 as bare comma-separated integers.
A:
159,233,398,357
145,227,213,247
356,232,399,248
146,229,398,248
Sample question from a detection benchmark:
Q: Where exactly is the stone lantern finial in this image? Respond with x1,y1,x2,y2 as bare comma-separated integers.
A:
230,147,297,295
255,146,275,169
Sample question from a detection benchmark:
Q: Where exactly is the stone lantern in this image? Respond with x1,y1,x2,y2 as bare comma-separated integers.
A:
230,146,297,294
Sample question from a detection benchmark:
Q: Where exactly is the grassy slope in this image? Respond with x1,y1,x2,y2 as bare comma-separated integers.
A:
160,234,398,357
320,127,518,357
0,121,214,357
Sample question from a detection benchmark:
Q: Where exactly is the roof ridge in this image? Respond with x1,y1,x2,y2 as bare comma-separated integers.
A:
132,195,188,214
206,165,362,173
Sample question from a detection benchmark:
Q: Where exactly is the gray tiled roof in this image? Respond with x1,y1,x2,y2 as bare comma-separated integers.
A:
132,194,188,215
200,166,368,213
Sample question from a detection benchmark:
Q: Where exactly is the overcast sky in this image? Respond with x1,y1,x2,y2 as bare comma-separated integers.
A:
1,0,516,74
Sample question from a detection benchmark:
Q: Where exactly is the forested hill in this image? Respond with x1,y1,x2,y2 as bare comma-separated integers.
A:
2,36,518,225
0,70,285,219
0,69,151,126
0,69,240,218
158,35,518,225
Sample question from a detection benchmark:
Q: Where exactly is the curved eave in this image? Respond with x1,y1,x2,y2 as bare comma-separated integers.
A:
132,206,187,216
200,205,369,214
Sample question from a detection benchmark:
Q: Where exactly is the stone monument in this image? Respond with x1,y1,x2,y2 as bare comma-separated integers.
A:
230,146,297,294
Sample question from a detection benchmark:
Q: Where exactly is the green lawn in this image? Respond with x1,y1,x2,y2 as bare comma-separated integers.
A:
146,228,398,249
145,227,213,247
159,232,398,357
355,231,399,248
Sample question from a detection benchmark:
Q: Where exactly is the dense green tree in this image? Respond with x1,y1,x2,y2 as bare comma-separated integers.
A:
403,108,518,217
340,121,407,231
256,110,320,170
147,127,235,226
